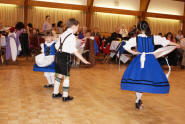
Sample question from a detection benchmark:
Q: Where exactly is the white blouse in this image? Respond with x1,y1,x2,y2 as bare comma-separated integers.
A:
55,28,77,54
124,34,170,50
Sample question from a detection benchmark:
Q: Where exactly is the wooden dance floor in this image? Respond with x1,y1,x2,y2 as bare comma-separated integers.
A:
0,58,185,124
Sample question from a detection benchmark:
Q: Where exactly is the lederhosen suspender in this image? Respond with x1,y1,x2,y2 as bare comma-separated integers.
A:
57,33,72,53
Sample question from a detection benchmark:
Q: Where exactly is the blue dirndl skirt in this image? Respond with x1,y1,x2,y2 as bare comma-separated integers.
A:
121,54,169,94
33,62,55,72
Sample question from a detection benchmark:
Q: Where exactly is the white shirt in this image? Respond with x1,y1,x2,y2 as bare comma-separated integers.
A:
124,34,170,50
55,28,77,54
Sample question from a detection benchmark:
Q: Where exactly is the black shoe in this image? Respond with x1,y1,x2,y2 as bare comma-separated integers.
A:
62,96,74,102
44,84,54,88
52,93,62,98
135,100,143,110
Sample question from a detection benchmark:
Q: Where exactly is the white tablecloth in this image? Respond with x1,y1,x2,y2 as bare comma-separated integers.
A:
110,40,120,51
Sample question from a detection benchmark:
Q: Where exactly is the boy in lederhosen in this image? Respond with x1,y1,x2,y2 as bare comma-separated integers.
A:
53,18,90,102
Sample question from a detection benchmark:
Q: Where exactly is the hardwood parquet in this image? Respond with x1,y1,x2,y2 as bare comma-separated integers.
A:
0,58,185,124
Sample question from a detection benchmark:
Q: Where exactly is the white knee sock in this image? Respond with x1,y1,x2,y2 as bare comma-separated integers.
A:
44,72,52,85
53,76,62,94
50,73,55,85
63,79,70,97
136,92,142,103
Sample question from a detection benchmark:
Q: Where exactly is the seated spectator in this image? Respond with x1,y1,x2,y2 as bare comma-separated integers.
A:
128,28,137,40
104,27,123,47
74,30,94,67
92,27,102,51
128,25,136,33
176,30,184,42
77,27,84,39
29,29,42,56
119,24,128,39
166,32,176,42
91,27,101,38
51,23,57,35
111,27,123,41
27,23,33,37
83,30,96,66
82,27,87,37
57,20,63,34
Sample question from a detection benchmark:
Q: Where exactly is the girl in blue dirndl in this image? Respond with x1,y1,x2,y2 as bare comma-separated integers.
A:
33,33,56,88
121,21,180,110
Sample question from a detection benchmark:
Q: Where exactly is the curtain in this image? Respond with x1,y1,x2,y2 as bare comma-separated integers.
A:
28,6,86,30
0,4,23,27
146,17,182,35
91,12,138,33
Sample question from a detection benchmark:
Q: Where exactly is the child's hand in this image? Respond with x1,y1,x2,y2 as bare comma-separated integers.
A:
176,44,181,48
133,52,139,55
84,61,91,64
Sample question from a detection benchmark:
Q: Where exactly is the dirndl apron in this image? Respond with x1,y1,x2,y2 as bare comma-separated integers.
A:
33,43,56,72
